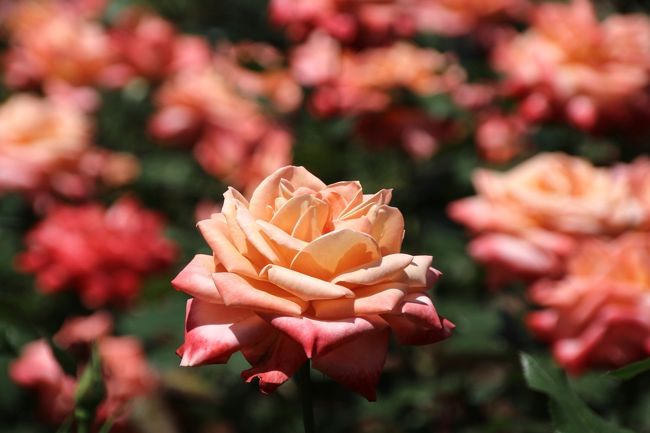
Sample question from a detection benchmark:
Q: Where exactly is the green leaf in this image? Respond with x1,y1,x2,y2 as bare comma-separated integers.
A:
608,357,650,381
520,353,634,433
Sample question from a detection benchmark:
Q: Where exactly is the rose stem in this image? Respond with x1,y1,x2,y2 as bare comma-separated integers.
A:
297,360,315,433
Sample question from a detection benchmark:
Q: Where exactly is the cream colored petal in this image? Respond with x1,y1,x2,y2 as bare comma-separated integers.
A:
333,216,372,234
318,181,363,219
290,229,381,280
369,205,405,255
312,283,408,319
261,264,354,301
212,272,307,316
332,253,413,285
340,189,392,220
270,194,328,240
399,255,441,289
235,203,281,264
249,166,327,220
222,188,249,254
197,217,258,278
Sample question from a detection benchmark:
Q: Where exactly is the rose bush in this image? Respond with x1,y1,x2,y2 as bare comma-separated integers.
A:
173,166,453,400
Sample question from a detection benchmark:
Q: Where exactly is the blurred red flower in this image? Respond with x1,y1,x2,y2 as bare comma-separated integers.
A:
528,233,650,374
17,198,177,308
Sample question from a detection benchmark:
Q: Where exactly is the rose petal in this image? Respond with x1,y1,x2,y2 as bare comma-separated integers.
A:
265,315,387,358
212,272,307,315
257,220,308,263
241,332,308,394
172,254,222,303
270,194,328,241
368,205,405,255
312,328,390,401
340,189,392,220
249,166,327,220
382,294,455,345
221,188,250,254
262,265,354,300
312,283,408,319
399,255,441,289
197,216,258,277
318,181,363,219
291,229,381,280
332,253,413,285
180,299,271,366
235,203,282,264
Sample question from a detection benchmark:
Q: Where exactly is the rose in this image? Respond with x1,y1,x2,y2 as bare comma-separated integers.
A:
527,233,650,374
0,94,90,193
448,153,643,286
173,166,453,400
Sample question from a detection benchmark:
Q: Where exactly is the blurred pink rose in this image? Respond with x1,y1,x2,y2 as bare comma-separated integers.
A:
109,8,212,81
528,233,650,374
3,1,120,89
149,55,296,194
475,111,529,163
9,340,77,423
10,313,157,426
613,157,650,230
292,33,465,117
448,153,644,286
493,0,650,132
355,107,463,160
414,0,529,37
18,198,177,308
173,166,453,400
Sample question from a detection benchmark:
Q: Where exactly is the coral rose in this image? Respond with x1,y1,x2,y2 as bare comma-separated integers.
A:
173,166,454,400
528,233,650,374
17,198,177,308
448,153,643,286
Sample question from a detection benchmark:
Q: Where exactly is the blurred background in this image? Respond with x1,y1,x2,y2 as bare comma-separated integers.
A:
1,0,650,432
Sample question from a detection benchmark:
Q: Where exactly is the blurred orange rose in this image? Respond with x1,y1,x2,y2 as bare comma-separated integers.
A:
173,166,453,400
448,153,644,286
528,233,650,374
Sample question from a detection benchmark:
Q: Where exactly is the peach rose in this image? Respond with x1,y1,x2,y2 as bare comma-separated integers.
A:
475,111,528,164
448,153,643,286
0,94,90,193
528,233,650,374
173,166,453,400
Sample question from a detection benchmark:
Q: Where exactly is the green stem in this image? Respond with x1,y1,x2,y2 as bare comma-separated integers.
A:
297,361,315,433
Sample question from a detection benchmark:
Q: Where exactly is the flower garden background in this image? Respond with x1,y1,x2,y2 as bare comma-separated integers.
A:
1,0,650,432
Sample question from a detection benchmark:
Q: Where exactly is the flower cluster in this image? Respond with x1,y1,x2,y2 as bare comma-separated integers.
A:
148,43,300,194
493,0,650,132
10,312,157,426
0,93,138,201
173,166,453,400
18,198,177,308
